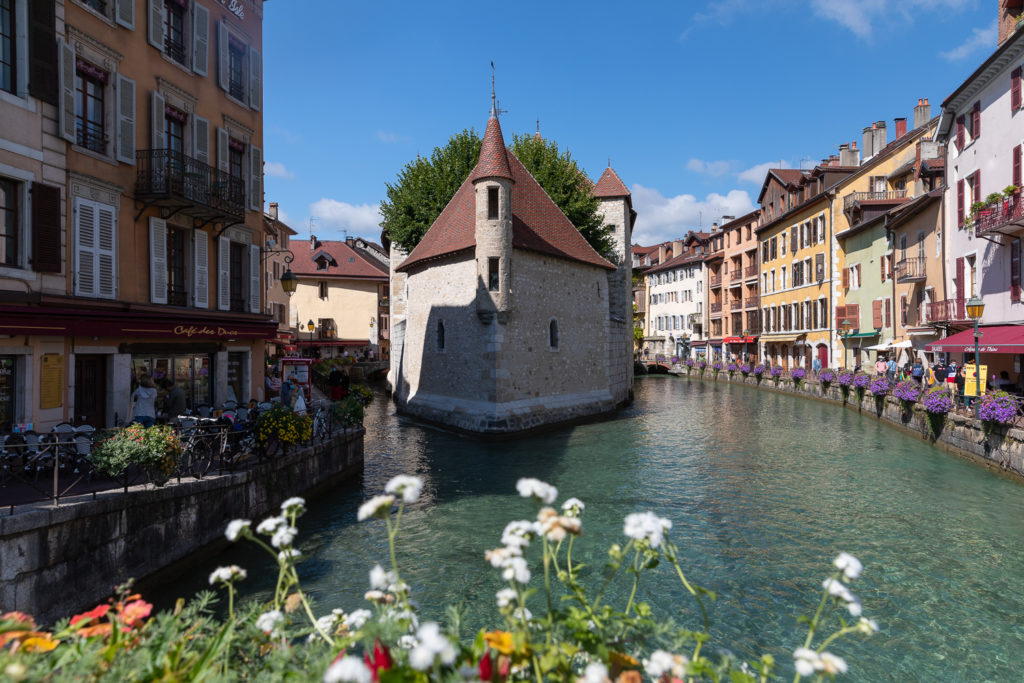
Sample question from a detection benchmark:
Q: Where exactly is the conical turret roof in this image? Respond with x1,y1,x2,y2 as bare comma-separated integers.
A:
470,115,513,182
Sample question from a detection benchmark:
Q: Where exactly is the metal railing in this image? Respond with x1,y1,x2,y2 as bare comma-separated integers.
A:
974,197,1024,237
709,275,722,287
743,297,758,309
135,149,246,219
710,302,722,313
843,190,908,210
927,299,966,323
744,265,758,278
895,256,926,282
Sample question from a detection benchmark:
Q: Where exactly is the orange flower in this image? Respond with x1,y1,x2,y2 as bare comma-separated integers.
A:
483,631,515,656
76,623,113,638
70,604,110,626
119,600,152,629
609,651,639,670
0,630,31,648
21,633,59,652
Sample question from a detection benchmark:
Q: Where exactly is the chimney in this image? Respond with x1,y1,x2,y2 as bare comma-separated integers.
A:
269,202,278,221
672,239,683,255
711,222,719,233
839,143,859,167
345,236,355,246
999,1,1021,46
873,121,887,156
658,244,668,264
894,117,907,139
310,235,317,250
913,98,931,130
862,126,875,159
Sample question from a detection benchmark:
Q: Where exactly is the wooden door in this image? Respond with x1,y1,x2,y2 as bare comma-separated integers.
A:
74,355,106,427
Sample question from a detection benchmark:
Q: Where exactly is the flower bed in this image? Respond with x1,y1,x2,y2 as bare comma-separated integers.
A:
90,424,182,484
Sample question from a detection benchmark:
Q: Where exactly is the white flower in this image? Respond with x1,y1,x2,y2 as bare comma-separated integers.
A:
485,546,521,567
344,609,371,630
516,477,558,504
501,556,531,584
561,497,585,517
281,496,306,516
501,520,540,549
495,588,517,608
323,655,372,683
512,606,532,622
256,516,286,535
315,614,338,634
584,662,608,683
409,645,434,671
385,475,424,503
414,622,456,665
278,549,302,561
256,610,285,636
793,648,820,677
819,652,848,675
623,511,673,548
834,552,863,581
364,590,393,603
208,565,246,585
369,564,396,590
357,495,395,521
271,525,298,548
225,519,250,542
399,634,418,649
856,617,879,635
644,650,684,678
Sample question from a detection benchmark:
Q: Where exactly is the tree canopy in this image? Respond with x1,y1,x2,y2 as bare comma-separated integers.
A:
380,129,614,257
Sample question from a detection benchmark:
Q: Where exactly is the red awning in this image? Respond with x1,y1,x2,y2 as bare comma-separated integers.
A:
295,339,367,347
723,336,758,344
926,325,1024,354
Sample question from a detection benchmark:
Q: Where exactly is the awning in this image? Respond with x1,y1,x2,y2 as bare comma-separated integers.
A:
843,331,879,339
863,341,891,351
295,339,368,347
891,340,912,349
760,333,805,342
926,326,1024,353
723,336,758,344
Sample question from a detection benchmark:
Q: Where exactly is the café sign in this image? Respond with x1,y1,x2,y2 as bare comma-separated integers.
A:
174,325,240,338
219,0,244,19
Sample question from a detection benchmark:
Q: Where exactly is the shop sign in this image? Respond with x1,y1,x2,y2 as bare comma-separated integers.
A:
40,353,64,409
173,325,240,338
963,364,988,397
219,0,244,19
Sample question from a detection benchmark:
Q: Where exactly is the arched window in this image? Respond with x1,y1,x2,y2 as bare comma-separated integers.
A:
549,320,559,350
436,320,445,351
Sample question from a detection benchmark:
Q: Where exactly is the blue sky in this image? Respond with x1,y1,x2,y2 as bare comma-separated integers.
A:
262,0,997,247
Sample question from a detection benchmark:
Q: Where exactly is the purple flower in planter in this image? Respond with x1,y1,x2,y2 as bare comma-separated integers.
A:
869,377,891,396
893,380,922,403
837,370,854,386
740,363,752,375
852,373,870,389
698,360,707,369
727,362,738,372
977,391,1020,425
712,361,723,370
685,359,695,367
818,368,836,384
770,366,783,377
791,368,806,380
752,364,766,376
671,357,679,364
923,386,954,414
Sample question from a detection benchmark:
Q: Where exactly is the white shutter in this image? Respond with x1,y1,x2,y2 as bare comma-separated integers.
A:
193,116,209,165
149,217,168,304
96,204,117,299
218,235,230,310
217,21,229,92
58,39,75,142
147,0,165,51
151,90,166,149
217,127,229,172
116,74,136,164
194,229,209,308
248,46,261,110
249,244,261,313
115,0,135,29
192,3,209,76
249,145,262,211
75,198,96,297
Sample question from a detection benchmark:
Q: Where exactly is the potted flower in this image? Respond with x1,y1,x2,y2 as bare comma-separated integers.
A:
977,391,1019,434
712,361,723,379
685,358,695,375
852,373,871,402
727,362,737,379
923,385,954,436
818,368,836,391
837,370,854,402
791,367,806,388
256,403,313,456
770,365,783,384
698,359,707,377
91,424,183,487
869,376,891,415
893,380,922,421
752,364,766,383
740,363,751,378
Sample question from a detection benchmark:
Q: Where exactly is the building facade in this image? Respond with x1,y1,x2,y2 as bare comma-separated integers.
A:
718,212,760,361
263,202,297,356
645,239,705,359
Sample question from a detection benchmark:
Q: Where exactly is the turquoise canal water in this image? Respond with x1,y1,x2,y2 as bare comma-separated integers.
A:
162,377,1024,680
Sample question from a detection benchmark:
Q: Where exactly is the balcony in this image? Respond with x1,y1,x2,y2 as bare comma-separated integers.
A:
895,256,926,283
687,313,701,326
710,302,722,318
135,149,246,223
843,190,908,211
743,297,758,309
744,265,758,279
730,268,743,282
973,196,1024,237
927,299,966,324
709,275,722,288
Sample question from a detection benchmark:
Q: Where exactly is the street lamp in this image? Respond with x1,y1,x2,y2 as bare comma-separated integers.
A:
307,319,315,357
743,328,750,364
841,318,852,369
966,295,985,416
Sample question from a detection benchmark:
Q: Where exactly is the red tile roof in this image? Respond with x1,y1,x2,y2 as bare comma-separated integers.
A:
593,167,630,198
291,239,388,279
469,116,513,182
772,169,806,186
398,123,615,273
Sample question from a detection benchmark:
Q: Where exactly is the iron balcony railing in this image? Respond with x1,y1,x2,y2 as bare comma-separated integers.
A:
709,275,722,287
743,297,758,309
744,265,758,278
895,256,926,282
730,268,743,281
843,190,908,210
710,302,722,313
927,299,965,323
974,196,1024,237
136,149,246,219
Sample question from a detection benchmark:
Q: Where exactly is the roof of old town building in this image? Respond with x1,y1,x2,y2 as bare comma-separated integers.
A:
397,109,616,273
291,238,389,279
593,167,631,199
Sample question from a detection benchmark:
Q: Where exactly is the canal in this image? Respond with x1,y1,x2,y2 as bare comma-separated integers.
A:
162,376,1024,680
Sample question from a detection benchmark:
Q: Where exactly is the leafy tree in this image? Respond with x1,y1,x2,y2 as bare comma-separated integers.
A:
380,129,614,257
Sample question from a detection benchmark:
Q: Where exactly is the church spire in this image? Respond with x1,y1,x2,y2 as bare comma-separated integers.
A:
471,64,513,182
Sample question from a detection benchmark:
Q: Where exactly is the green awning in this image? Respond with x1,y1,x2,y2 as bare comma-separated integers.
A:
843,331,879,338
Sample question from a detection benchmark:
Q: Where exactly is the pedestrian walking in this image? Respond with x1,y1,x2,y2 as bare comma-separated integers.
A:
812,355,822,376
912,358,924,384
162,378,187,424
131,375,158,428
875,356,887,376
328,365,344,400
886,357,898,381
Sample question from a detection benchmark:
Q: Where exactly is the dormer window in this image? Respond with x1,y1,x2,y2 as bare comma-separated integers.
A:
316,257,328,270
488,186,499,219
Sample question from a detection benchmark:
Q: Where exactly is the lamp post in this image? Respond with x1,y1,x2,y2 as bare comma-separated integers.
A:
841,319,852,369
743,329,750,364
307,319,315,358
966,295,985,416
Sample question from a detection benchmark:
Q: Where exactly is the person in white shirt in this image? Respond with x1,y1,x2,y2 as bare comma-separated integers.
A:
132,375,158,428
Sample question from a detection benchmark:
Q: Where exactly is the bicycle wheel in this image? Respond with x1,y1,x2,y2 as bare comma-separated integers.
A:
188,436,215,479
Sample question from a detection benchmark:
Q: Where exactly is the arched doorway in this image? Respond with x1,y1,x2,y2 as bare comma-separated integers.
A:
817,344,829,369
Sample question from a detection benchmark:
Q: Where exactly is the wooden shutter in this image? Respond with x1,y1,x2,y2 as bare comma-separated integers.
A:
193,116,209,165
151,90,166,148
148,0,165,50
880,254,886,282
115,0,135,29
75,199,96,296
856,264,862,287
194,229,209,308
835,304,846,329
217,21,230,92
58,38,75,142
841,266,850,289
957,180,965,226
884,299,891,328
192,3,210,76
955,257,965,303
888,254,894,280
27,0,58,106
872,300,883,328
1014,67,1022,111
974,169,981,202
31,183,61,273
116,75,136,164
248,47,261,110
149,217,168,304
848,304,859,329
956,115,965,149
973,101,981,138
1013,239,1022,303
1014,145,1022,189
249,145,262,211
815,253,824,282
217,127,230,172
96,203,116,299
249,244,261,313
218,236,230,310
790,228,798,253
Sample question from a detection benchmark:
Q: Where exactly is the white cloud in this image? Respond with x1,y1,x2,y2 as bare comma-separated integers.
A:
941,21,998,61
309,198,382,240
737,160,790,185
377,130,407,143
686,158,733,176
264,161,295,179
810,0,975,40
629,184,755,245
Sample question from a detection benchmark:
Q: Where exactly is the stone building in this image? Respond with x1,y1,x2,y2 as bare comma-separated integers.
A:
387,104,634,434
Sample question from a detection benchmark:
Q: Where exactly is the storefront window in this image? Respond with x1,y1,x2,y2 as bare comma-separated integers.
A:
132,353,212,415
226,351,245,404
0,356,15,431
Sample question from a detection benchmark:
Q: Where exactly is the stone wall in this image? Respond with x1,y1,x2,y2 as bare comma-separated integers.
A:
678,370,1024,480
0,429,364,625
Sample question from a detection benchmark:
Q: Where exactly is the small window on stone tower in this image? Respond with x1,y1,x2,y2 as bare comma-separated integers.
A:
437,320,445,351
549,320,559,350
488,187,499,220
488,257,500,291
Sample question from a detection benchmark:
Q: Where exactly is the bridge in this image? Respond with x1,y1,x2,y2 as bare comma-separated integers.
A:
636,355,678,374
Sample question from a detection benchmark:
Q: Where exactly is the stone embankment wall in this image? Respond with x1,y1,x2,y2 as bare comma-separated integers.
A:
0,429,364,625
676,371,1024,481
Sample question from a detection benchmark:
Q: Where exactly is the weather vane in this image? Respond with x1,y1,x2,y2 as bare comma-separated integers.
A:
490,61,507,119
